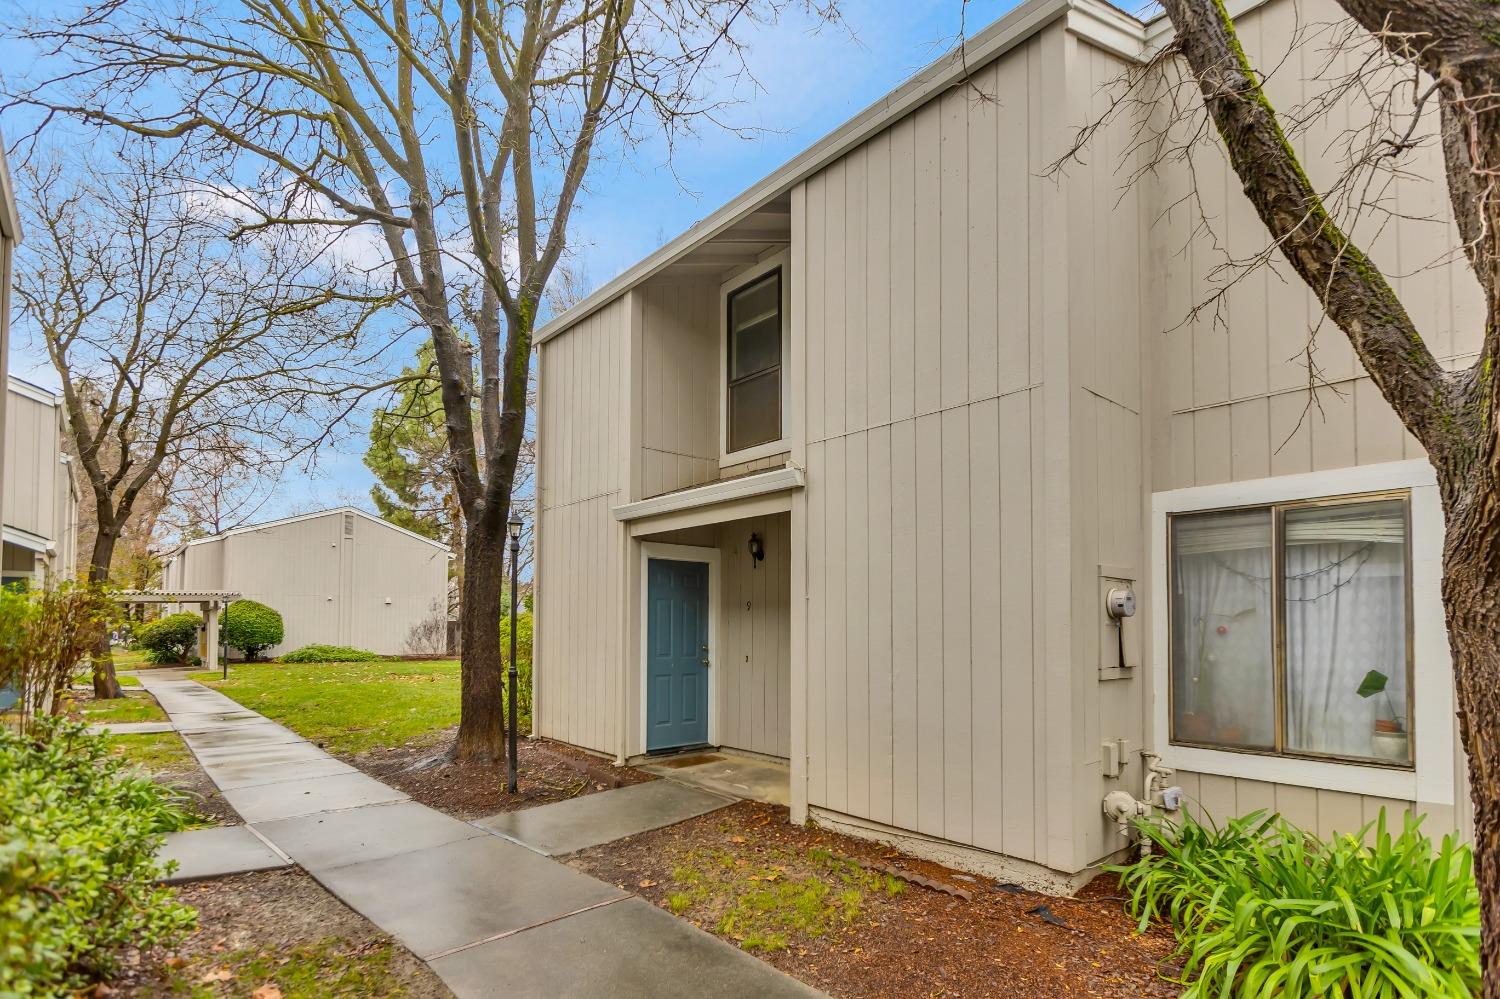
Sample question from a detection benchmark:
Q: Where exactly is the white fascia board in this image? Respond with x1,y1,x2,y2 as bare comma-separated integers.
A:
7,376,61,407
0,131,18,243
535,0,1145,347
612,466,805,522
2,525,51,553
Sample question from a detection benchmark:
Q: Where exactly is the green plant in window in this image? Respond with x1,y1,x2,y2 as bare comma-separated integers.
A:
1356,668,1402,730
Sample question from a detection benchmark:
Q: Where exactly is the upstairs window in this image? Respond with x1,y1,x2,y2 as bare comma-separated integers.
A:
725,269,782,455
1168,493,1412,767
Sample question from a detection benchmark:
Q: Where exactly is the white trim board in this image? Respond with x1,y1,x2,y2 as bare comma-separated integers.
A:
637,542,722,757
1149,459,1454,804
612,466,804,522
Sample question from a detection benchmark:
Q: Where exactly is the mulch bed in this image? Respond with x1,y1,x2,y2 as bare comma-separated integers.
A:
565,800,1181,999
347,729,653,820
111,868,452,997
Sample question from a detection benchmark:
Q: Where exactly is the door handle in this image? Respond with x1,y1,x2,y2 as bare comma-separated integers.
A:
700,658,711,668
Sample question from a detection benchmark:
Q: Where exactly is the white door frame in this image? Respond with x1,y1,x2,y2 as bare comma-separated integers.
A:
638,541,721,756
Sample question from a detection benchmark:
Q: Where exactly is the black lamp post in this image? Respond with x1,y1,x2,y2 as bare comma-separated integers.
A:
506,513,522,795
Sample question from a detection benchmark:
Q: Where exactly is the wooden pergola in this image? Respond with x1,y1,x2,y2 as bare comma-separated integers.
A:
115,590,241,676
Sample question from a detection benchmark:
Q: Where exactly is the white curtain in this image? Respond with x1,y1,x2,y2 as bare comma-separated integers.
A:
1171,510,1276,749
1283,503,1407,759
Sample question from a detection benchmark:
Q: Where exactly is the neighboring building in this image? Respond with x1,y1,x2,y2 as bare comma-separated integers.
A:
532,0,1472,891
159,507,450,656
2,377,80,590
0,133,18,576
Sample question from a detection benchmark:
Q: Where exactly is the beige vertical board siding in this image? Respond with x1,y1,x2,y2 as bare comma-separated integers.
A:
844,434,870,817
639,280,718,497
348,517,450,653
798,26,1066,866
2,388,61,543
535,293,632,755
715,514,791,759
221,517,341,653
1143,0,1478,836
1150,0,1482,498
866,424,894,826
1064,34,1151,866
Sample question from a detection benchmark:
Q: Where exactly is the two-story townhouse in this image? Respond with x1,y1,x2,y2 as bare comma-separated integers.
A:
531,0,1472,890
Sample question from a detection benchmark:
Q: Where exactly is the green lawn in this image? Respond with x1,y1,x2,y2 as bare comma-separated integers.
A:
109,731,195,771
189,659,466,755
76,692,168,723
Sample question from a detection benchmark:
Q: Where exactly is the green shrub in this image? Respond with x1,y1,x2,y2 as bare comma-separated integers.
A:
278,644,387,663
221,599,284,660
1115,809,1479,998
500,610,533,729
135,612,202,665
0,719,197,995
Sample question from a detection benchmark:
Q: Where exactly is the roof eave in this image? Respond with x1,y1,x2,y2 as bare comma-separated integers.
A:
534,0,1146,346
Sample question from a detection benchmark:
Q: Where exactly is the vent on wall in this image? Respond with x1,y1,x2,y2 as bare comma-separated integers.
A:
343,513,355,538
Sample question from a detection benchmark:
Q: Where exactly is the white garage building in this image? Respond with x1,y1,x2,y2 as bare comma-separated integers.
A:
161,507,450,656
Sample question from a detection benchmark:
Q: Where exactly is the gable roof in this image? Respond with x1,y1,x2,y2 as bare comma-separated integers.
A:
534,0,1146,346
165,506,451,559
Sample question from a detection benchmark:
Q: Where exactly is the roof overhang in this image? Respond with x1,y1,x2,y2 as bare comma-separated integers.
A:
2,526,53,554
612,466,805,536
535,0,1146,346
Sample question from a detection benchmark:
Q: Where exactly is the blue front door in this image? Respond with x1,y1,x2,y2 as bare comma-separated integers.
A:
646,558,710,752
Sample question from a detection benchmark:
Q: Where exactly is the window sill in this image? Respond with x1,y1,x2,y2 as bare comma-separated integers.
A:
1160,742,1418,800
720,439,789,468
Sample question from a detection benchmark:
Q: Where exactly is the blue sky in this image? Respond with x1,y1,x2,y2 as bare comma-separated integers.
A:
3,0,1024,519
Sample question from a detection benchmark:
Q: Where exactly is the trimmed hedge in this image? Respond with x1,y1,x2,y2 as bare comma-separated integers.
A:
1,720,197,994
134,612,202,665
221,599,284,660
278,644,387,663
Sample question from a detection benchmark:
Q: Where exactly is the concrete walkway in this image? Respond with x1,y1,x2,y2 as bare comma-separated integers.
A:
135,670,822,999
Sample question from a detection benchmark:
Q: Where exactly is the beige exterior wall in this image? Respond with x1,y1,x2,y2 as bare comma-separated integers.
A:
535,294,633,754
165,510,447,655
639,280,719,497
1140,0,1471,842
3,380,79,584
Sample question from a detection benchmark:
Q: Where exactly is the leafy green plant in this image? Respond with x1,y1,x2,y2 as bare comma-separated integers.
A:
135,611,203,665
221,599,285,660
1114,809,1479,997
0,718,197,995
500,610,533,727
0,583,121,730
278,644,387,663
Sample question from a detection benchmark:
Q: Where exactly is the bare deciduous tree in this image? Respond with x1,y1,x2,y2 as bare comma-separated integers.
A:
14,148,387,697
9,0,841,759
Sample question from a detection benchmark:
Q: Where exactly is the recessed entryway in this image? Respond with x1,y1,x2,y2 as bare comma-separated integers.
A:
641,544,720,753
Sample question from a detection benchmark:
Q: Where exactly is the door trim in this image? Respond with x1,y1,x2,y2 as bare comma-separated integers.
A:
638,542,720,757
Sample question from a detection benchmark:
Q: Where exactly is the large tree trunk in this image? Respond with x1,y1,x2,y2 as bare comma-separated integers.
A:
1441,473,1500,997
87,527,123,699
453,503,507,762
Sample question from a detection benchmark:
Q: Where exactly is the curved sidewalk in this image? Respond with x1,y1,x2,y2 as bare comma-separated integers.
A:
137,670,823,999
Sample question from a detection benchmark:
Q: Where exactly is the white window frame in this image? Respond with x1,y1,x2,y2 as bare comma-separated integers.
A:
637,541,721,757
1151,459,1454,803
719,250,791,467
